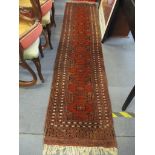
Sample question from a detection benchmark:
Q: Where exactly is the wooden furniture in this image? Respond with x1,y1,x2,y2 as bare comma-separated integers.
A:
121,0,135,111
51,0,56,27
19,0,54,57
122,86,135,111
99,0,130,42
19,1,44,87
99,0,135,110
19,18,44,87
120,0,135,39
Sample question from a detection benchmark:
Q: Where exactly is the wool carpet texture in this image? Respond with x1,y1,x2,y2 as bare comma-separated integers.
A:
43,2,118,155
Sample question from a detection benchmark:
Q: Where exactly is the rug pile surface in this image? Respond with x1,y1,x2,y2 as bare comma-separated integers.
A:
43,2,117,155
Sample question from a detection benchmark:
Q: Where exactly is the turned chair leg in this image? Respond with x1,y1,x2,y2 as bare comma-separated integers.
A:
39,38,44,58
51,2,56,27
19,60,37,87
32,57,44,83
46,23,53,49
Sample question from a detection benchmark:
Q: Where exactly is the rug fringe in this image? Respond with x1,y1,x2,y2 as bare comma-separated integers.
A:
43,144,118,155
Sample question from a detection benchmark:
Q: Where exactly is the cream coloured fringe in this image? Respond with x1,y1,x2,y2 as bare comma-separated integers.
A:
43,144,118,155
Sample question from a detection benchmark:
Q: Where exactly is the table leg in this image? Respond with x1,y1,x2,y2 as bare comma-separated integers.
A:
122,85,135,111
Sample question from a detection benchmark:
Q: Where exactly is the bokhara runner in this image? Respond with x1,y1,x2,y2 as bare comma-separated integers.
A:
43,2,118,155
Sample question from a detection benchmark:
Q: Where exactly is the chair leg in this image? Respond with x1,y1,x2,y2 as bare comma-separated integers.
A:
122,86,135,111
41,30,49,50
19,60,37,87
46,23,53,49
32,57,44,83
51,2,56,27
39,38,44,58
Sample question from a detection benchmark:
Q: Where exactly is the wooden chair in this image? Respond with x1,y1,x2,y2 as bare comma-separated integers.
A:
19,0,54,57
51,0,56,27
19,2,44,87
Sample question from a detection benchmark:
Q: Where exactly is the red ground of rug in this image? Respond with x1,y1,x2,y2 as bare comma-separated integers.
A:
44,2,117,149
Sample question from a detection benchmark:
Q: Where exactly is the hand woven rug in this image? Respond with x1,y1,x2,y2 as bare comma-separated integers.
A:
43,2,118,155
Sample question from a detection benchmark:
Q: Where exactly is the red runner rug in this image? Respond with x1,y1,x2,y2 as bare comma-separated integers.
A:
43,2,117,155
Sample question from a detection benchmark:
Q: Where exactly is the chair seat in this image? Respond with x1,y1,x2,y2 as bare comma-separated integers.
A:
19,0,48,8
42,11,51,26
19,0,32,8
40,0,48,4
19,18,34,37
19,19,41,60
40,0,52,16
23,38,40,60
40,0,52,26
19,0,52,16
19,18,42,49
19,0,52,26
